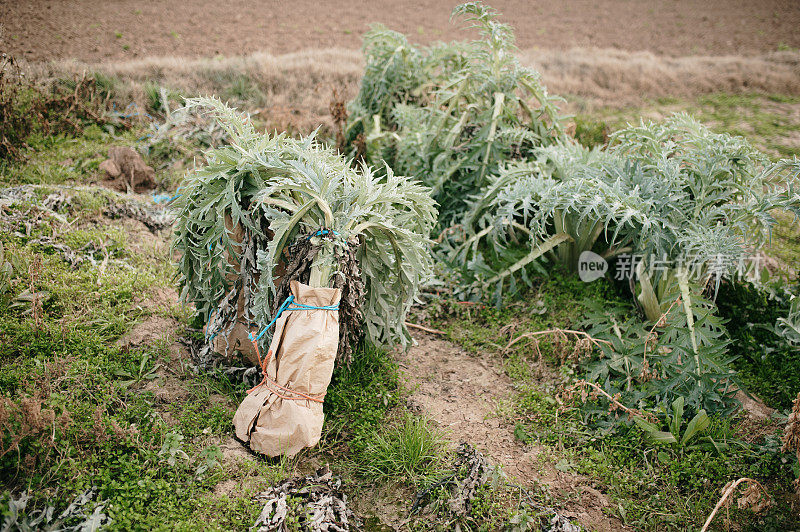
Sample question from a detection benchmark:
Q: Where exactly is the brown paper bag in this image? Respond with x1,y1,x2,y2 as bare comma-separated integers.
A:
233,280,341,457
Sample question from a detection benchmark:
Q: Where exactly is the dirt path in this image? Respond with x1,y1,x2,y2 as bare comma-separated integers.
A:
4,0,800,63
400,333,625,531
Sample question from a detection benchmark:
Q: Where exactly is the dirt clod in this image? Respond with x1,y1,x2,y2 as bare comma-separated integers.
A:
100,147,155,193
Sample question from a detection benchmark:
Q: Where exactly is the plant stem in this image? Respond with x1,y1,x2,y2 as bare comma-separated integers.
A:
308,240,334,288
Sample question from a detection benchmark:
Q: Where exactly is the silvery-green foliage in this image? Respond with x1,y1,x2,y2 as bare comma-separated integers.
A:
1,489,107,532
460,114,800,316
346,2,564,224
776,298,800,346
447,143,624,297
173,97,436,350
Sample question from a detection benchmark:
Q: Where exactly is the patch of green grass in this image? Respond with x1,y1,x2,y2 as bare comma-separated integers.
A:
143,82,183,115
716,280,800,410
1,231,168,341
69,187,115,215
89,73,119,101
359,413,446,484
510,379,794,530
177,400,234,436
694,93,800,157
0,232,280,531
0,179,180,340
323,343,400,445
223,75,266,106
0,321,232,530
171,490,264,531
572,116,608,148
427,270,625,362
767,211,800,271
61,225,129,256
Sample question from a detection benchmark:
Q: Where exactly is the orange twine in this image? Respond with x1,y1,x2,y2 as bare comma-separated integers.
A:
247,335,325,403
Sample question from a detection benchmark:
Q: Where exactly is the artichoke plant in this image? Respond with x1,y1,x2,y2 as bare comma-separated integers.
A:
172,97,437,362
345,1,564,225
460,114,800,317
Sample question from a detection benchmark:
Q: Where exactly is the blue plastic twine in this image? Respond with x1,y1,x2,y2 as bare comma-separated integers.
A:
248,294,340,344
205,308,219,341
307,229,339,240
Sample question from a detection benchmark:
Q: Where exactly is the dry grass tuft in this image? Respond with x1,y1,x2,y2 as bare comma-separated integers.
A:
525,48,800,106
27,49,363,135
19,47,800,135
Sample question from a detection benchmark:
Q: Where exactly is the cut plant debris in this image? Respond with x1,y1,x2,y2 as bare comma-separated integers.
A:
173,97,436,362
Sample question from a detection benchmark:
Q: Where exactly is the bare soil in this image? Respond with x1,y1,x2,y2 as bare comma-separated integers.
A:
114,315,179,349
399,333,626,531
4,0,800,63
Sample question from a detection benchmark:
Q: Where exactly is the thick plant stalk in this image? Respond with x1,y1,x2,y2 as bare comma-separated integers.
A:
636,261,662,323
483,232,571,287
308,239,335,288
677,272,699,357
478,92,505,185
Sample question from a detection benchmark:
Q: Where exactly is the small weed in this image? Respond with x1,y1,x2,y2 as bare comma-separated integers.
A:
223,75,265,105
572,116,608,148
112,352,161,388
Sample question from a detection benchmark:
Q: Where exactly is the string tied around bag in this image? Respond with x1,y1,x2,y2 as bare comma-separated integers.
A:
245,294,339,400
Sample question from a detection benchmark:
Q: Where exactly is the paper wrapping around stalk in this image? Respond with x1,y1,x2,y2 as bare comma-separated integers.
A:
233,280,341,457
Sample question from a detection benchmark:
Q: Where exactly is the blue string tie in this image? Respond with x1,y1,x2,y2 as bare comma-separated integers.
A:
205,308,219,341
152,186,181,204
248,294,340,344
307,229,339,240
